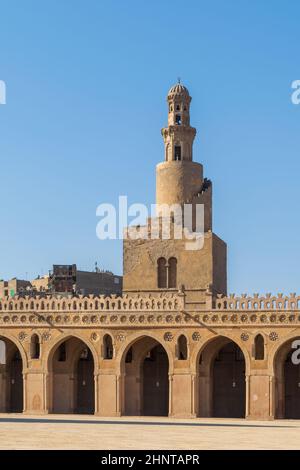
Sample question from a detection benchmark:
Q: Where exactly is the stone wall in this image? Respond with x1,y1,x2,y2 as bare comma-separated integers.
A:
0,292,298,419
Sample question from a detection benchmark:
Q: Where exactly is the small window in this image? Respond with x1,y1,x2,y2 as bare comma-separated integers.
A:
177,335,188,360
30,334,40,359
157,257,167,288
254,334,264,360
174,146,181,161
175,114,182,125
176,105,180,111
103,334,113,359
168,257,177,288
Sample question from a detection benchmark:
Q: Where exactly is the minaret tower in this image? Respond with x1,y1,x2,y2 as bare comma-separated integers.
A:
123,82,227,301
157,82,211,231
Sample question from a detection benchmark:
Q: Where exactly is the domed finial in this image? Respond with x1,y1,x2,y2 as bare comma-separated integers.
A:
167,82,190,98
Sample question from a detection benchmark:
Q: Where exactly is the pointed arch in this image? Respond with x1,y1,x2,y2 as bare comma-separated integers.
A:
120,334,170,416
0,335,25,412
272,336,300,418
193,335,248,418
47,335,96,414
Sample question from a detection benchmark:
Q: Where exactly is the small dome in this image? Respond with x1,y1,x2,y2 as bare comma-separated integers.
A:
168,82,190,98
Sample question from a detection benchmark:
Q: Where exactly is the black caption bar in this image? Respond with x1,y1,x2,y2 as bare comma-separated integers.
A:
0,450,297,465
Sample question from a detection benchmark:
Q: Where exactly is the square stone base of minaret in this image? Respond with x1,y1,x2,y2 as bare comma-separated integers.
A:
123,229,227,305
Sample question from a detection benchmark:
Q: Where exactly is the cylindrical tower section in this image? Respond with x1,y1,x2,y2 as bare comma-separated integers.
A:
156,160,203,206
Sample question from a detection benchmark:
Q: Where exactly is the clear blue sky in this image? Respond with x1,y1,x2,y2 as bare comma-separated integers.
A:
0,0,300,295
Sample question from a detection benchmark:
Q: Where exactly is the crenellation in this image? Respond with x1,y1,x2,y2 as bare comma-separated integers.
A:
0,292,182,313
215,293,300,310
1,292,300,314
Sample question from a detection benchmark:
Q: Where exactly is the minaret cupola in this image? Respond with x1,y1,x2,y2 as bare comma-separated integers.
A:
161,81,196,163
167,82,191,126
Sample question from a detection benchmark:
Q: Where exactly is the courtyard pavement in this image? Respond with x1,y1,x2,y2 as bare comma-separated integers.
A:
0,413,299,450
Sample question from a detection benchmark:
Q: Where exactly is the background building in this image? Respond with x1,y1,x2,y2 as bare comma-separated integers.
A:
0,264,122,298
49,264,122,296
0,278,31,298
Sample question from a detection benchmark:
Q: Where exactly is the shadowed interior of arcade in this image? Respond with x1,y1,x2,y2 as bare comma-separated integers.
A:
48,337,95,414
0,337,23,413
274,337,300,419
121,337,169,417
197,337,246,418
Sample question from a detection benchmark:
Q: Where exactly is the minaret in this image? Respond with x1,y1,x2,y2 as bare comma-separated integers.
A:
156,82,212,231
123,82,226,300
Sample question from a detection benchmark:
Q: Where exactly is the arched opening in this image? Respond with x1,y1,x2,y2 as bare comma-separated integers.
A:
197,337,246,418
30,334,40,359
157,257,167,288
174,145,181,161
0,338,24,413
274,337,300,419
177,335,188,360
175,114,182,125
168,257,177,289
49,337,95,414
103,334,113,359
254,334,264,360
121,337,169,416
165,143,170,162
